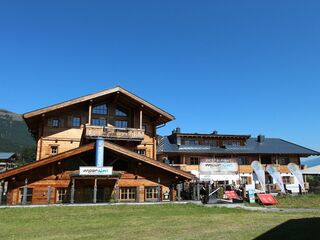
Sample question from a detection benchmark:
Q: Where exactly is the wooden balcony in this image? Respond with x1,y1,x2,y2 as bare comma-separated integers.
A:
85,124,145,141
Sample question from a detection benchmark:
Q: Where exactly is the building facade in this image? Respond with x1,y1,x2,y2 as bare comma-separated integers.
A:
0,152,16,172
0,87,194,205
157,128,320,194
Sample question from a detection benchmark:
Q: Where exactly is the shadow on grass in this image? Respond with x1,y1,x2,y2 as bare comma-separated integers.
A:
254,218,320,240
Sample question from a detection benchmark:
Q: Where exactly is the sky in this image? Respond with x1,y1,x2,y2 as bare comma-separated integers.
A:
0,1,319,152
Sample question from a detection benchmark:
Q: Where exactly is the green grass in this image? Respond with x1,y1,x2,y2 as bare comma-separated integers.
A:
274,194,320,208
1,204,320,240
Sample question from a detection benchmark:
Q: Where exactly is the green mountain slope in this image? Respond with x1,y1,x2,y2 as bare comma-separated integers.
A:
0,109,36,163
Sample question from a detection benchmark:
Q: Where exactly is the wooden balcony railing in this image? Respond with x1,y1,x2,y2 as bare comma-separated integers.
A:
85,124,145,141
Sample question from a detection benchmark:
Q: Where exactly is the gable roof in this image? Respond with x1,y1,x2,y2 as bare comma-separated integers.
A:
23,86,175,123
0,142,194,181
158,136,320,156
0,152,16,160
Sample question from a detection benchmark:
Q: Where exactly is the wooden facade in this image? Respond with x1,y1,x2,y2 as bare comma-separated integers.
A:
0,87,194,205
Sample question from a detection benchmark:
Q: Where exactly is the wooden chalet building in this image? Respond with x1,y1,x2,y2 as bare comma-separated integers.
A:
0,86,194,205
157,128,320,194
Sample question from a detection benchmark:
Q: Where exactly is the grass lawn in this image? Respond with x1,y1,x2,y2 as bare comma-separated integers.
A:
1,204,320,240
273,194,320,208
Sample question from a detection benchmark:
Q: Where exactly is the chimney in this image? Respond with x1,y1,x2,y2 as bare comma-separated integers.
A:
257,135,265,143
176,127,181,133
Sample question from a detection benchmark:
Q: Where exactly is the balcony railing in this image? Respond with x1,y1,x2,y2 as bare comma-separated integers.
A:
85,124,145,141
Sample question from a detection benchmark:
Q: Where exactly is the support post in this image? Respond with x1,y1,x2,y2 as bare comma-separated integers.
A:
177,183,181,201
93,178,97,203
136,186,140,203
139,108,143,129
196,182,200,201
70,178,75,204
157,186,161,202
47,186,51,204
22,178,28,205
88,102,92,124
157,177,161,202
115,186,119,203
0,181,3,205
193,182,196,200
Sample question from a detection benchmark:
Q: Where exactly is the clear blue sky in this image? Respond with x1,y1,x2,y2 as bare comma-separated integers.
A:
0,1,319,152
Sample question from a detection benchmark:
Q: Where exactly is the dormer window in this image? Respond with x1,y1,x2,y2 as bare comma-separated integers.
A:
184,139,199,145
224,141,240,147
115,108,128,117
92,104,107,115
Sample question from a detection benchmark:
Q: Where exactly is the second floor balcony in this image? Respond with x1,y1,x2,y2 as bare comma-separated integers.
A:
85,124,145,141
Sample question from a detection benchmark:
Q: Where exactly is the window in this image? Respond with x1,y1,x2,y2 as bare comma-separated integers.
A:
91,118,107,126
223,141,240,147
279,157,290,165
184,139,199,145
115,120,128,128
282,176,294,184
134,149,146,155
203,140,217,146
56,188,68,203
145,187,159,200
51,146,58,155
240,176,252,185
239,157,248,165
190,157,199,165
120,187,136,201
72,117,81,127
115,108,128,117
19,188,33,204
92,104,107,115
52,119,60,128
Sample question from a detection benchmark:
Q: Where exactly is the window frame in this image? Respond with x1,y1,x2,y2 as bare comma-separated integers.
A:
115,108,128,117
119,187,136,201
72,116,81,128
56,188,68,203
115,120,128,128
52,119,60,128
50,146,58,155
19,188,33,204
190,157,200,165
92,104,108,115
145,187,159,201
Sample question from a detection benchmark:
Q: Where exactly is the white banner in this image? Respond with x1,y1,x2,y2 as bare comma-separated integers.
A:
199,158,238,181
79,166,113,176
200,158,238,174
288,163,305,191
266,165,285,193
251,161,266,192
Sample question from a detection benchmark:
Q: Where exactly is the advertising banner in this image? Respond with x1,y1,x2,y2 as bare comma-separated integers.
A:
199,158,238,182
288,163,305,191
79,166,113,176
251,161,266,192
266,165,285,193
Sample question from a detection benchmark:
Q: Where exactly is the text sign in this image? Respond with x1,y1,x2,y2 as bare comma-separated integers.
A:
200,158,238,175
79,166,113,176
258,194,278,205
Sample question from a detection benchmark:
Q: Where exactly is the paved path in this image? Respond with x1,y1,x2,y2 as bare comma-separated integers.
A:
1,201,320,213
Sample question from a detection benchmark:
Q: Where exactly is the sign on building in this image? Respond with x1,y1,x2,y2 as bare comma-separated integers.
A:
79,166,113,176
199,158,238,181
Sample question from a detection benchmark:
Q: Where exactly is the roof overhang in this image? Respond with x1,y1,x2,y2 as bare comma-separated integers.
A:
0,142,194,181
